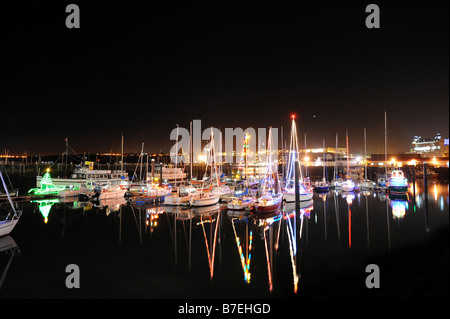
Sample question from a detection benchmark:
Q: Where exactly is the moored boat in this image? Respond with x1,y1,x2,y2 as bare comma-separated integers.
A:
387,169,408,193
0,169,22,237
255,193,283,212
227,196,254,210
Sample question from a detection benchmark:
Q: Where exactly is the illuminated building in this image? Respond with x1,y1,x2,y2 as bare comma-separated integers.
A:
411,133,449,157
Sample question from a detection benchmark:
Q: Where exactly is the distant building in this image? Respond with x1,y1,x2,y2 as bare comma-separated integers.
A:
410,133,449,157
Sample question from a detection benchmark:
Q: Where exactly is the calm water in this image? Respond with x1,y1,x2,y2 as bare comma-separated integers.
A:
1,181,448,299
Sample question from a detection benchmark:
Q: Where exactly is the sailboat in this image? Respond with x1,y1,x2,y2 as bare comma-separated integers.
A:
283,115,314,202
255,127,283,212
330,133,343,189
360,128,375,190
227,189,254,210
314,138,330,193
164,123,200,206
190,127,221,207
341,129,355,192
0,169,22,237
377,112,389,190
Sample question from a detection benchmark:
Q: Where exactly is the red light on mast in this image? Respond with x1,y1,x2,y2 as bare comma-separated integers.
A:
291,114,296,119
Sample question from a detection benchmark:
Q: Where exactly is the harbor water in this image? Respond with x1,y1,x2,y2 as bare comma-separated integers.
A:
0,179,448,298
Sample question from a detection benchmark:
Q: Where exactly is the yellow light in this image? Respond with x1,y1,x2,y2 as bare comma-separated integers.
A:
46,168,50,173
304,156,309,162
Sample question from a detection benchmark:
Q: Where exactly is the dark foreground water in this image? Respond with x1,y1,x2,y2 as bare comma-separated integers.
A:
1,181,448,299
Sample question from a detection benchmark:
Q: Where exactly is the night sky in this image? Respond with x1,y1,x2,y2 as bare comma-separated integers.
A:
2,1,448,156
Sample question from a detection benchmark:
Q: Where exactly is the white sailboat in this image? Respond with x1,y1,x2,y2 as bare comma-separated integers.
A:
255,127,283,212
360,128,375,190
314,138,330,192
283,115,314,202
341,129,355,192
165,123,200,206
190,127,221,207
0,169,21,237
330,133,343,189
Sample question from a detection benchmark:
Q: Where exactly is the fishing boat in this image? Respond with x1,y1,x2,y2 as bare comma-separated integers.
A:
0,170,22,237
255,127,283,213
360,128,375,190
387,169,408,193
341,129,355,192
283,115,314,202
314,139,330,193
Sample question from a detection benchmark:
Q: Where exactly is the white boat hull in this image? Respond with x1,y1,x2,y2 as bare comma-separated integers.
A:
360,181,374,190
190,193,220,207
284,191,314,202
255,194,283,212
227,197,254,210
0,219,19,237
99,189,127,200
164,194,192,206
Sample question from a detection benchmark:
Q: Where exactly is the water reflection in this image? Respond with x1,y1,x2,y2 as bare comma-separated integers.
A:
0,236,20,291
3,181,447,298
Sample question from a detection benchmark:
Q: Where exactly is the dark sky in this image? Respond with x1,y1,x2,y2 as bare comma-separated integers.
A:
2,1,448,156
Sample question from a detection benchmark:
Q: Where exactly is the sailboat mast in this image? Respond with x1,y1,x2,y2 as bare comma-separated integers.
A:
175,124,179,188
121,133,124,174
323,138,326,180
364,128,367,179
334,133,338,179
384,111,388,180
346,129,349,178
190,121,193,181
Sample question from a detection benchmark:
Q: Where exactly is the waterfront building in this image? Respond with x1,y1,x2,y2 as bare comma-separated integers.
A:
410,133,449,157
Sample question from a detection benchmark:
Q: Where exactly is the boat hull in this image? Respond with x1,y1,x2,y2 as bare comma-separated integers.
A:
98,189,127,200
284,192,314,202
227,197,254,210
314,186,330,193
191,194,220,207
164,194,191,206
255,194,283,212
0,219,19,237
388,186,408,193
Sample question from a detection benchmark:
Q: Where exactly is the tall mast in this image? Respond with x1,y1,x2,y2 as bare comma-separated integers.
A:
304,133,308,176
287,115,303,185
384,111,388,180
175,124,179,188
190,121,193,181
121,133,124,173
364,128,367,179
346,129,349,179
334,133,338,179
323,138,326,180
